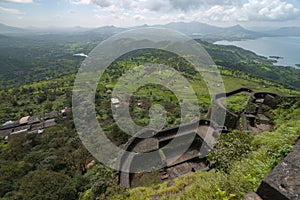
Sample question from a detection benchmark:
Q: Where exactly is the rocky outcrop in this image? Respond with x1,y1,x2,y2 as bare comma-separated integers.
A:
256,139,300,200
243,191,262,200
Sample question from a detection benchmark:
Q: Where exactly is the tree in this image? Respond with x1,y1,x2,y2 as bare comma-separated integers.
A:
20,170,77,200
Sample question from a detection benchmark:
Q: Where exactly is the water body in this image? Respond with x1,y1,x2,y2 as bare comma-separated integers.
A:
215,37,300,69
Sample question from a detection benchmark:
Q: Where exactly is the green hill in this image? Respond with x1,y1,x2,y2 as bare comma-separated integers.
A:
0,33,299,200
0,33,299,90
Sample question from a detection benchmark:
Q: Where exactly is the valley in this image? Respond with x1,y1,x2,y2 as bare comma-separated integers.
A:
0,23,299,200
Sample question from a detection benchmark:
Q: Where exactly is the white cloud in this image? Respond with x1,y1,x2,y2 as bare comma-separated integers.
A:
3,0,33,3
243,0,300,21
92,0,135,10
0,6,25,14
68,0,300,27
70,0,91,5
201,5,240,22
194,0,300,22
134,14,145,20
91,0,243,12
90,0,299,21
168,0,243,11
90,0,243,12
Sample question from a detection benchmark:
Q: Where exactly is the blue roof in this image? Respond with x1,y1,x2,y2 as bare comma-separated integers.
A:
3,121,13,126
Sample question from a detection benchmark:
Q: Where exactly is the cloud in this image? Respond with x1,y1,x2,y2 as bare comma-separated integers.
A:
71,0,300,25
134,14,145,20
0,6,25,14
200,5,240,22
3,0,33,3
168,0,243,11
144,0,171,12
90,0,243,12
242,0,300,21
70,0,91,5
92,0,111,7
92,0,135,10
200,0,300,22
88,0,243,12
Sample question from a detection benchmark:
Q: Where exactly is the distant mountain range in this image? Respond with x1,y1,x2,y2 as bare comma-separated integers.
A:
1,22,300,41
263,26,300,37
0,23,93,35
0,23,31,35
156,22,266,41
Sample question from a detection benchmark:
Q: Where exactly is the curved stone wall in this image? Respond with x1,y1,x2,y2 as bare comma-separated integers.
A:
116,88,296,187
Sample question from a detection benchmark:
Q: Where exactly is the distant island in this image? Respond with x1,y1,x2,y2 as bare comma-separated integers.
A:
296,64,300,67
269,56,283,59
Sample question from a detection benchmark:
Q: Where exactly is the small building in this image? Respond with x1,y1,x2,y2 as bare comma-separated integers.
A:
2,120,19,130
111,98,120,105
73,53,88,58
2,120,14,127
19,116,30,125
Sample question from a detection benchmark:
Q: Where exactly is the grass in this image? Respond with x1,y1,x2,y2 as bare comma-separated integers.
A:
225,94,251,113
128,105,300,200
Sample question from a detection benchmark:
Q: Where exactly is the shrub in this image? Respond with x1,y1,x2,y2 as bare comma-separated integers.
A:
20,170,77,200
207,131,254,172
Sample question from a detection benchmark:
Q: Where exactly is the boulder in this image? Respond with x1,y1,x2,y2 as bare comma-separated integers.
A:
257,140,300,200
243,191,262,200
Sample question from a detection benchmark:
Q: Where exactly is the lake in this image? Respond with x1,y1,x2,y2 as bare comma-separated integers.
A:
214,37,300,69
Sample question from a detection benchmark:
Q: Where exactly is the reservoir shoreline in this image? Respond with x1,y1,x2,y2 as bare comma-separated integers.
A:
214,36,300,69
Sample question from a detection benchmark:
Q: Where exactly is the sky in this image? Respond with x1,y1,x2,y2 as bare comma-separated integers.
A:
0,0,300,29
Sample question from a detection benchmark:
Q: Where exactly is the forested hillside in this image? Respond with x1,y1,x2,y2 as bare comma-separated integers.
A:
0,34,299,90
0,31,299,200
199,40,300,89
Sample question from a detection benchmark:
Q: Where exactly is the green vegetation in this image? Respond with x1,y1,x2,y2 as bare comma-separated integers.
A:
207,131,254,172
0,33,298,124
225,94,251,113
0,34,102,88
0,74,74,121
199,40,300,89
1,46,298,123
0,114,128,200
128,100,300,200
1,35,299,91
0,33,299,200
1,81,296,199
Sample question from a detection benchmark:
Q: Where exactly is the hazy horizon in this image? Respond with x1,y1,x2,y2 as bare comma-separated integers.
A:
2,21,300,32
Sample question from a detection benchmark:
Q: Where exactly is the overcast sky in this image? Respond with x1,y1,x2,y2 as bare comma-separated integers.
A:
0,0,300,29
